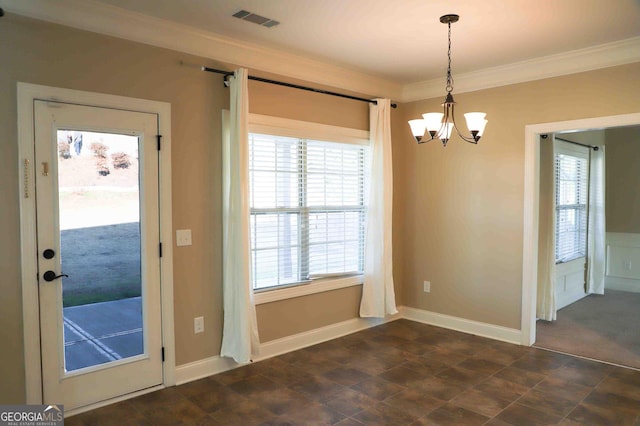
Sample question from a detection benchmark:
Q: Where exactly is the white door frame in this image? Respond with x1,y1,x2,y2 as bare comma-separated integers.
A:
17,83,176,407
521,112,640,346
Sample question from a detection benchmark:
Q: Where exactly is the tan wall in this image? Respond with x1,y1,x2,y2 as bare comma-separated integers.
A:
393,62,640,329
257,286,362,342
0,14,368,403
606,126,640,234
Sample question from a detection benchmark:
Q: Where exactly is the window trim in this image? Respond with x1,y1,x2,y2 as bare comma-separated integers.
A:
247,113,370,304
254,275,363,305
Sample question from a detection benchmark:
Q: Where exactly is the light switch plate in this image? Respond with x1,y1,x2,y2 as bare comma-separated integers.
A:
176,229,192,246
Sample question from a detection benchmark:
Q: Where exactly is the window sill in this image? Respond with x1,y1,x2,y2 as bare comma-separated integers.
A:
253,275,363,305
555,255,586,265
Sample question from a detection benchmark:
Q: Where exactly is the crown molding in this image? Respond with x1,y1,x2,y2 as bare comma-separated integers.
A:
0,0,402,100
3,0,638,105
401,36,640,103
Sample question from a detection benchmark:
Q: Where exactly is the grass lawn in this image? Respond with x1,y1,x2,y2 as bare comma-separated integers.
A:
61,221,141,307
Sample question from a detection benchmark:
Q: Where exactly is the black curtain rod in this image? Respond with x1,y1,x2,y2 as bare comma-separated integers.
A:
553,136,599,151
201,66,397,109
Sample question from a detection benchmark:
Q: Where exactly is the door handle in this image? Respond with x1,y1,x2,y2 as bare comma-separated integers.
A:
43,271,69,282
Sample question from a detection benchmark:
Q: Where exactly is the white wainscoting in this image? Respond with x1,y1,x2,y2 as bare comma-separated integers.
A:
175,306,522,385
606,232,640,293
555,257,587,310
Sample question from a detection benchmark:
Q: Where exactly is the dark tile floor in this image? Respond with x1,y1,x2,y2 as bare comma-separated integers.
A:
67,319,640,425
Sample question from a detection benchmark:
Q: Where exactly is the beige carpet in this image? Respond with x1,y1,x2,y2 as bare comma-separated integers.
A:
535,289,640,369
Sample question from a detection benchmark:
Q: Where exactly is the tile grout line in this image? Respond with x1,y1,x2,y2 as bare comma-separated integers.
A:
555,367,624,425
479,349,550,425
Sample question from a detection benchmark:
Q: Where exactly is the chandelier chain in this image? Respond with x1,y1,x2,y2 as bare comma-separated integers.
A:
446,22,454,93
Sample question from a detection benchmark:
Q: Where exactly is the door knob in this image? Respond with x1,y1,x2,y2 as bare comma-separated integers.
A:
43,271,69,282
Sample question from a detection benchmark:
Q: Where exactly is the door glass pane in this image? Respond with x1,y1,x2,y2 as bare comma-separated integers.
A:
57,130,143,372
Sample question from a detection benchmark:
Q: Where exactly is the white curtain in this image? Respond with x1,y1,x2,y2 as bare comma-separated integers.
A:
360,98,398,318
587,146,606,294
537,138,556,321
221,68,260,363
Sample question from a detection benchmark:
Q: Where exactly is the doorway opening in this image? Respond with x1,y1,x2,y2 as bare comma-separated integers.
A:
522,112,640,370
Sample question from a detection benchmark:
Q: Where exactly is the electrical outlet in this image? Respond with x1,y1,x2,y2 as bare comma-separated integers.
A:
194,316,204,334
423,281,431,293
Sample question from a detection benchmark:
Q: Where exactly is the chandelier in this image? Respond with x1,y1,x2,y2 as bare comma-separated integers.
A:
408,14,487,146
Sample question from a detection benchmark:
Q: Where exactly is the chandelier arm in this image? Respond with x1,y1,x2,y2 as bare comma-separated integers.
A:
421,102,449,144
450,104,479,144
439,103,452,145
433,103,448,142
457,132,479,144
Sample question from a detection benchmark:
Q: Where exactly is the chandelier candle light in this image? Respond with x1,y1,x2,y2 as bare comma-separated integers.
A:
408,14,488,146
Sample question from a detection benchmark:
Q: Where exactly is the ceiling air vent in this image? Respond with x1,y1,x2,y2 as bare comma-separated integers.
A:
232,9,280,28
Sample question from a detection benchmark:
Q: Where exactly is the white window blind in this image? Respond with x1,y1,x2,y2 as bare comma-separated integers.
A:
249,133,368,290
554,147,589,263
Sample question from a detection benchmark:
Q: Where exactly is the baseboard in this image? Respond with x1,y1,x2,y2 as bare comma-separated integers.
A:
176,307,522,385
400,306,522,345
175,355,239,385
175,314,399,385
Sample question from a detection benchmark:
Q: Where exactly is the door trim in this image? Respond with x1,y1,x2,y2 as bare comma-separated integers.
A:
521,112,640,346
17,83,175,405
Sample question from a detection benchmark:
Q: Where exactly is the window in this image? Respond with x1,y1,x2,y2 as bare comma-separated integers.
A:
248,116,369,295
554,143,589,263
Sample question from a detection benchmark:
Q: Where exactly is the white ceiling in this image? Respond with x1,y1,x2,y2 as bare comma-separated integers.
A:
88,0,640,84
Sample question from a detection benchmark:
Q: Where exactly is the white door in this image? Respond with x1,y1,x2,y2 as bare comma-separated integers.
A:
34,100,163,410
